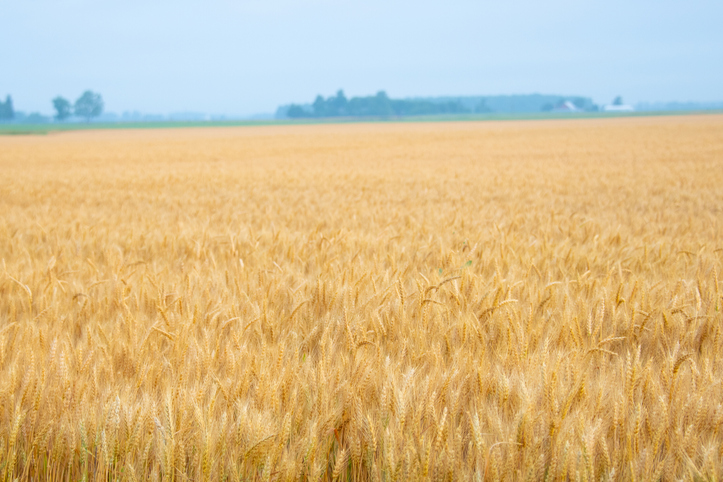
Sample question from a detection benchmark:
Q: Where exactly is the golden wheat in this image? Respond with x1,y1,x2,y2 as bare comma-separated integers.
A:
1,115,722,480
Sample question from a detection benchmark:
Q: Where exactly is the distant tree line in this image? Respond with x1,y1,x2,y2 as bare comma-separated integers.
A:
278,91,601,119
0,90,104,123
285,90,488,118
53,90,104,122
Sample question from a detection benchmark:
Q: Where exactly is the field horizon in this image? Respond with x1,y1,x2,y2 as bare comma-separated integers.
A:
1,115,722,480
2,108,723,137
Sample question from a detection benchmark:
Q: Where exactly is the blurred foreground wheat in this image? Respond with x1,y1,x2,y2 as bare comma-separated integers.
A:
1,116,723,480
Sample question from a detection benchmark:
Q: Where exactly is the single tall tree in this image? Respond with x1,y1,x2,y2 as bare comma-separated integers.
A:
74,90,104,122
0,95,14,120
52,96,72,121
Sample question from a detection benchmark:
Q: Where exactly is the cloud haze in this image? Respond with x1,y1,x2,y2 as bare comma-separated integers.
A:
2,0,721,115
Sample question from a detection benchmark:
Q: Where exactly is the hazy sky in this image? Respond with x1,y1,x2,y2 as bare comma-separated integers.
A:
2,0,722,116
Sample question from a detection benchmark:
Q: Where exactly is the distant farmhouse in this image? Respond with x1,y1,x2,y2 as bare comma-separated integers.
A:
603,96,634,112
552,101,582,113
603,104,634,112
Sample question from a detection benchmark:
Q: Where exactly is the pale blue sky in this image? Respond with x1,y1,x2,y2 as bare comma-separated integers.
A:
2,0,722,116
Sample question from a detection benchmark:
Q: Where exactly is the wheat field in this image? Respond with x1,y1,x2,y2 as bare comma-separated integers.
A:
1,115,722,481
